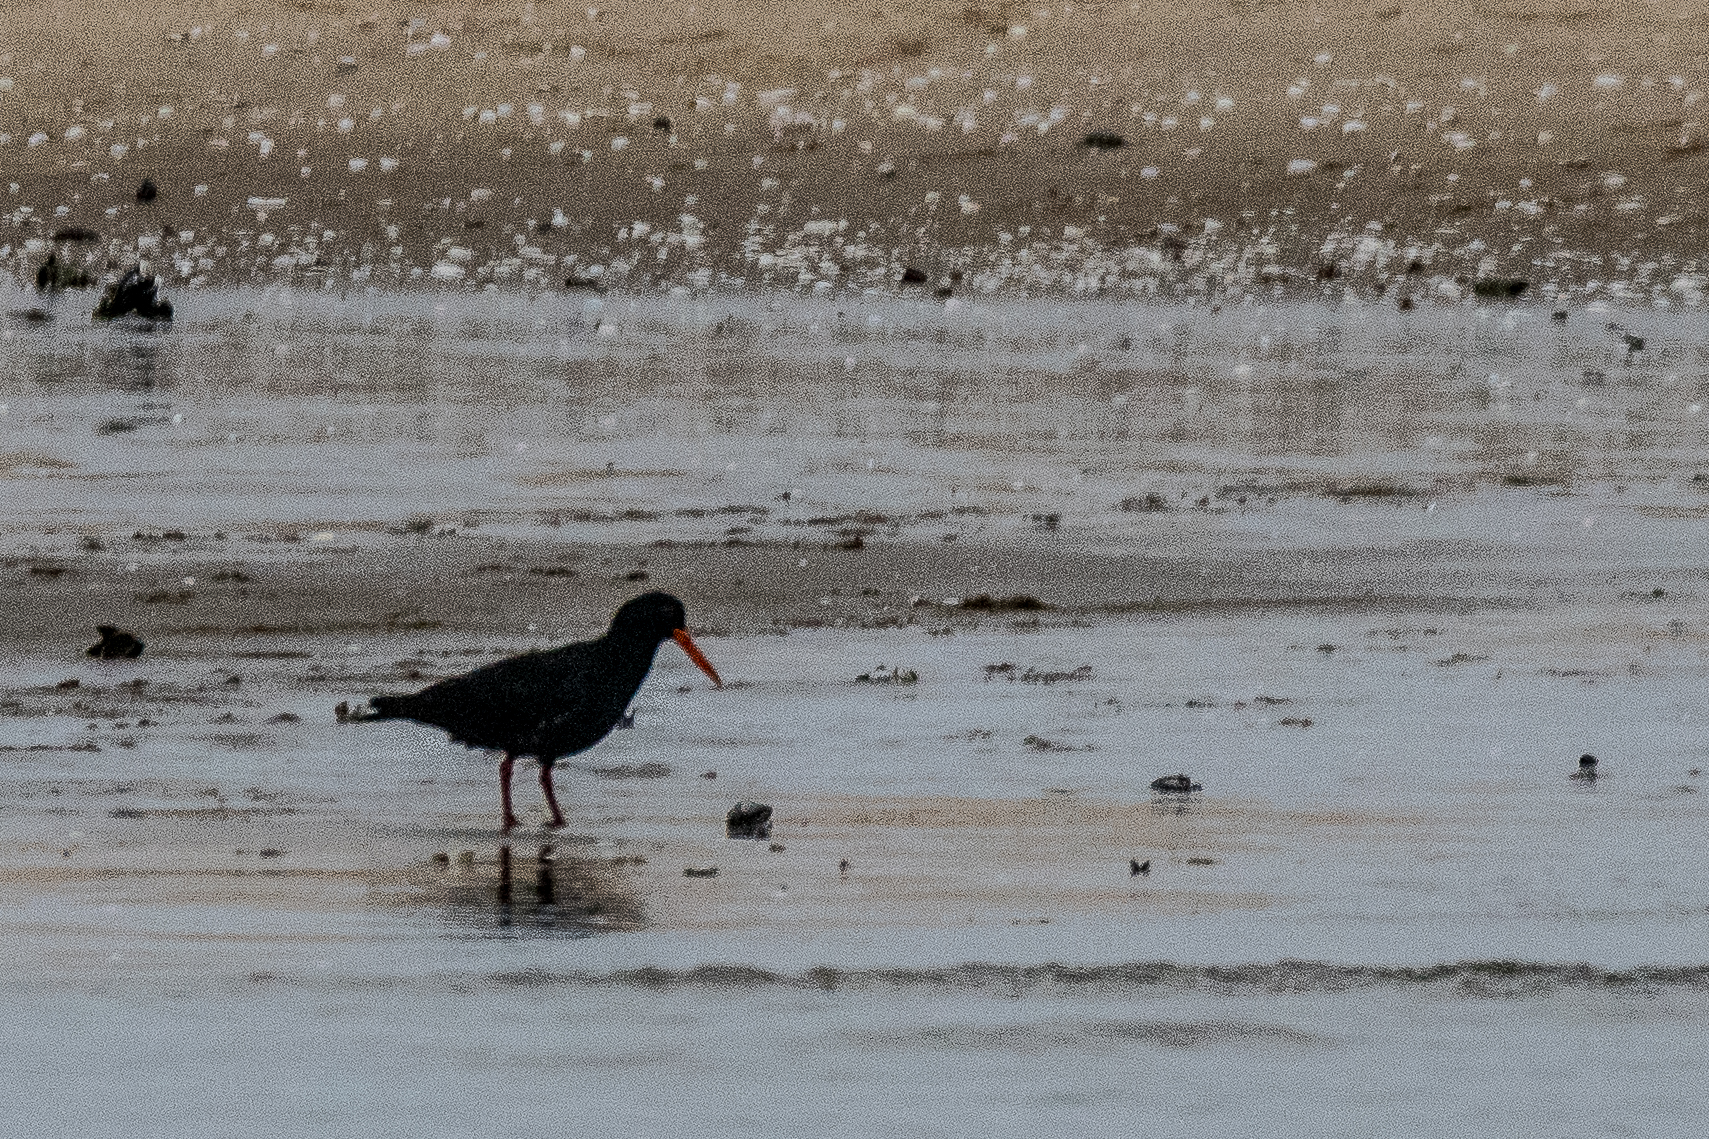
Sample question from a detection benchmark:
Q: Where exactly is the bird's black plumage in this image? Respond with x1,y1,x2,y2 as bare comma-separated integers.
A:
361,592,720,830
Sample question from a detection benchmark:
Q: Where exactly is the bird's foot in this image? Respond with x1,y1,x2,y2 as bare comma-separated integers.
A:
501,813,520,833
545,815,566,831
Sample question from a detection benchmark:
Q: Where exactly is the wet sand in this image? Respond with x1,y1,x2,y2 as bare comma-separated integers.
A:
6,285,1709,1129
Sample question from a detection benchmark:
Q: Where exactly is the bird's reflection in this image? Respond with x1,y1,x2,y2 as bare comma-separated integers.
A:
438,841,642,935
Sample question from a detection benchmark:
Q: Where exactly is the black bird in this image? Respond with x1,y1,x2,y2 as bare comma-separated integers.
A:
358,592,721,831
87,625,145,659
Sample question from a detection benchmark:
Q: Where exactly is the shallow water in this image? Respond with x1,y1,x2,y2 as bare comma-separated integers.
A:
5,289,1709,1133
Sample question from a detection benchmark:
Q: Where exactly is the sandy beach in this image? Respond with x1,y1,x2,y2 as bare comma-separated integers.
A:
5,1,1709,298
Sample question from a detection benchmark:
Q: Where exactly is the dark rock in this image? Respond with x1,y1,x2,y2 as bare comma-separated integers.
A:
1551,310,1569,323
652,115,671,131
1472,277,1529,299
1150,773,1201,794
1082,131,1126,149
1571,754,1598,781
87,625,144,659
726,801,773,839
94,267,174,322
136,179,158,203
958,594,1050,611
1129,858,1151,876
51,227,100,243
900,266,929,285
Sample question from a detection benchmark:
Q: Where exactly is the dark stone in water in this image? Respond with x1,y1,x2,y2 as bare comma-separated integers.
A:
1472,277,1529,299
726,801,773,839
1150,773,1201,794
94,267,173,322
87,625,144,660
136,178,158,203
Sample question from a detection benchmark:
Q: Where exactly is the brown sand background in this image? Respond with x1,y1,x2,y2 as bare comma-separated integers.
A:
4,1,1709,294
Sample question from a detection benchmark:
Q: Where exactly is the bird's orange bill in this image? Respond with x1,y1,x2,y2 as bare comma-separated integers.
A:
672,628,723,688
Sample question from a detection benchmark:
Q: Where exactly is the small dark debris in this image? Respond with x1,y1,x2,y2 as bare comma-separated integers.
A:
1082,131,1126,149
1019,665,1091,685
900,266,929,285
652,115,672,131
839,858,852,875
258,848,284,858
1571,754,1598,781
1120,493,1169,512
1551,310,1569,323
267,712,301,723
625,569,650,582
1315,644,1339,655
52,227,100,243
1277,717,1314,728
1150,773,1201,794
56,677,81,689
35,252,93,292
593,761,672,779
87,626,144,660
700,770,717,779
432,851,451,866
726,801,773,839
768,842,786,852
1185,856,1216,866
1130,858,1151,876
135,179,158,203
684,865,719,878
855,664,917,684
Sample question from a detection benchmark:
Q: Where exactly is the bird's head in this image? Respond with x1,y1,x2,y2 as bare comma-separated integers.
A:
610,591,722,687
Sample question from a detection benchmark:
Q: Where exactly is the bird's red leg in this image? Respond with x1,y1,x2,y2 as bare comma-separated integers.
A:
539,762,566,830
499,753,519,833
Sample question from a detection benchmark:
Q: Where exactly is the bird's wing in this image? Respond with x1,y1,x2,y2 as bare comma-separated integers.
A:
390,644,599,750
